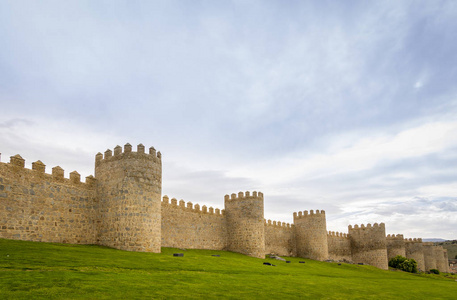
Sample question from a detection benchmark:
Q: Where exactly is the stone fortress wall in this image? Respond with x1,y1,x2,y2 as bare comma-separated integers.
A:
327,231,351,262
349,223,388,270
0,143,450,272
423,242,438,271
0,154,98,244
161,196,226,250
264,219,295,257
404,238,425,271
386,234,406,260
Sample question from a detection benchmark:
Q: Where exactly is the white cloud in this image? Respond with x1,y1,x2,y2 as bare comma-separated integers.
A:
0,116,122,178
229,119,457,188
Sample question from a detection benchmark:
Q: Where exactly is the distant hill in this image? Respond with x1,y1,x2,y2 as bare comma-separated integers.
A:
435,240,457,260
423,238,447,242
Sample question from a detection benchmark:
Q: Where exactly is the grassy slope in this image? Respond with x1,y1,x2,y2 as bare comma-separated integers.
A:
1,239,456,299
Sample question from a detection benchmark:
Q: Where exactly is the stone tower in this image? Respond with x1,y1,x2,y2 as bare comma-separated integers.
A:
442,249,450,273
422,242,437,271
348,223,388,270
294,210,328,261
386,234,406,260
435,246,447,273
95,143,162,252
224,191,265,259
404,238,425,271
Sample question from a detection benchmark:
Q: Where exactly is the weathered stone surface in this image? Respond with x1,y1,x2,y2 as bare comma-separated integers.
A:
423,242,437,271
265,220,295,257
405,238,425,271
161,196,226,251
348,223,388,270
294,210,328,261
386,234,406,260
327,231,351,262
225,192,265,259
0,160,97,244
95,144,162,253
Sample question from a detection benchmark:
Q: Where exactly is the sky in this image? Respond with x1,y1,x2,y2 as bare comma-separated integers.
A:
0,0,456,239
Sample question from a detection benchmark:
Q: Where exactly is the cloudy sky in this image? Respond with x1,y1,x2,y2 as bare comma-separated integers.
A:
1,1,456,239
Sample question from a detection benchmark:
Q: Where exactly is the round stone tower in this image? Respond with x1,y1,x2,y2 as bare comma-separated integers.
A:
224,191,265,259
434,246,447,273
293,210,328,261
348,223,388,270
442,249,450,273
404,238,425,271
422,242,437,271
95,143,162,252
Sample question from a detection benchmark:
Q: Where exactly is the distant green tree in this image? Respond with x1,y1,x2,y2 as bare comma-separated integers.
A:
429,269,440,274
388,255,418,273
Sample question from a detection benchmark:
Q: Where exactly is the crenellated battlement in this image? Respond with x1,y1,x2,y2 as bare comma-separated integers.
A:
327,231,348,238
386,233,406,260
404,238,423,243
386,234,404,240
161,195,224,216
0,155,95,186
224,191,263,201
293,209,326,221
95,143,161,166
265,219,293,229
348,222,385,231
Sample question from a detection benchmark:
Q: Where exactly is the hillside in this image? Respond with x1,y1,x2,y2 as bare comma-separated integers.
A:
1,239,456,299
436,240,457,260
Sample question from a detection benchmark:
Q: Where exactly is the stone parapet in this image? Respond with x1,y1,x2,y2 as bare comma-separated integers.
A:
161,196,224,216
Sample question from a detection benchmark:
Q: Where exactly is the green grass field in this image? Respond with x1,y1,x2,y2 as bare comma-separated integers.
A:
1,239,456,299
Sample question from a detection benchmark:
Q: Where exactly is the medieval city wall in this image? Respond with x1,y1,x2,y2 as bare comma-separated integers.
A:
386,234,406,260
0,144,452,271
423,242,437,271
161,196,227,250
404,238,425,271
349,223,388,270
0,156,97,244
327,231,352,261
442,249,449,273
435,246,447,273
264,220,296,256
